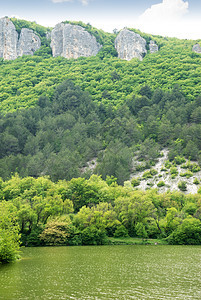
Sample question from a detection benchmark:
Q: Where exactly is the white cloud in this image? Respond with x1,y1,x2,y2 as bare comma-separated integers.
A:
80,0,89,5
52,0,72,3
51,0,90,5
136,0,191,38
139,0,188,21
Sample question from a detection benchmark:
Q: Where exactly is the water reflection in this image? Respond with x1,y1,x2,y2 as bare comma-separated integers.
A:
0,245,201,299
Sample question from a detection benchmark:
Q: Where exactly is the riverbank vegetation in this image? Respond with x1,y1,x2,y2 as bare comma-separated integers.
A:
1,173,201,263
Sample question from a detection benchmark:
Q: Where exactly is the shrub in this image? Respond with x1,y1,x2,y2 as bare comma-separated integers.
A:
174,156,186,165
142,170,153,179
178,181,187,191
193,178,200,185
167,217,201,245
142,169,157,179
181,161,200,172
165,160,172,169
157,181,165,187
131,177,140,187
170,167,178,175
180,171,193,178
81,226,107,245
114,225,129,238
150,169,158,176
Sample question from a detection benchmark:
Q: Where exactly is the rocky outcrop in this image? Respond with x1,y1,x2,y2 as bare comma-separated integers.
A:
0,17,41,60
149,40,158,53
17,28,41,57
51,23,102,59
192,44,201,54
115,29,147,61
0,17,18,60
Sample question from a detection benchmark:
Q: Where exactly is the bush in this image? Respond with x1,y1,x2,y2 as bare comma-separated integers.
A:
165,160,172,169
178,181,187,191
142,170,153,179
114,225,129,237
131,177,140,187
142,169,157,179
157,181,165,187
0,202,21,263
81,226,107,245
170,167,178,175
193,178,200,185
180,171,193,178
167,217,201,245
174,156,186,165
182,161,200,173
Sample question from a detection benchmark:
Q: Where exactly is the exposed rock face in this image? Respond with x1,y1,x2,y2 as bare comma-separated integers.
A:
51,23,102,59
0,17,41,60
0,17,18,60
115,29,147,61
17,28,41,57
149,40,158,53
192,44,201,54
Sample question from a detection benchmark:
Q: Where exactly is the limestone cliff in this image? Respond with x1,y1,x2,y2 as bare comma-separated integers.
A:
149,40,158,53
192,44,201,54
115,29,147,61
51,23,102,59
0,17,41,60
17,28,41,57
0,17,18,60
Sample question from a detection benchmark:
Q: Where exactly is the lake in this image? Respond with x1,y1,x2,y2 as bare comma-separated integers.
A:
0,245,201,299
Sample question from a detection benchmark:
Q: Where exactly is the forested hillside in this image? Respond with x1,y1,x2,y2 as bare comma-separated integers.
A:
1,19,201,260
0,19,201,113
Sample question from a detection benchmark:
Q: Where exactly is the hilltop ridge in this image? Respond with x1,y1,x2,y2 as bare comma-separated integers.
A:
1,16,200,63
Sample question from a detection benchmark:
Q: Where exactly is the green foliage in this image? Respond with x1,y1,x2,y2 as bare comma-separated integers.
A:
170,167,178,176
2,175,201,248
95,140,132,185
165,161,172,169
142,169,157,179
178,181,187,191
193,178,200,185
182,161,200,172
40,216,77,246
131,177,140,187
0,25,201,114
167,217,201,245
114,225,129,238
81,226,107,245
174,156,186,165
0,201,21,263
157,181,165,187
180,171,193,178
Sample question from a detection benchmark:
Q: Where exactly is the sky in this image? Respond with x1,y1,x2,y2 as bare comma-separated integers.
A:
1,0,201,39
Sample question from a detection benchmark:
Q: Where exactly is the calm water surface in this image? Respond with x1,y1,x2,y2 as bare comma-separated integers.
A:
0,245,201,299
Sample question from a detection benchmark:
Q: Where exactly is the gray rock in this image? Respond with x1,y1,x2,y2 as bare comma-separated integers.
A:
0,17,41,60
46,31,51,40
192,44,201,54
17,28,41,57
0,17,18,60
51,23,102,59
149,40,158,53
115,28,147,61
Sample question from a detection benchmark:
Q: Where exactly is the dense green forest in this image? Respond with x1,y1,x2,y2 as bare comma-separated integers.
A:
0,79,201,184
1,19,201,262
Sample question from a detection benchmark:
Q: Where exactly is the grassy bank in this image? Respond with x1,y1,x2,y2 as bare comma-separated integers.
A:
108,237,168,245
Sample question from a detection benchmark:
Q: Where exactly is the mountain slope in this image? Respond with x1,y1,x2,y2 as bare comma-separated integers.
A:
0,19,201,113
